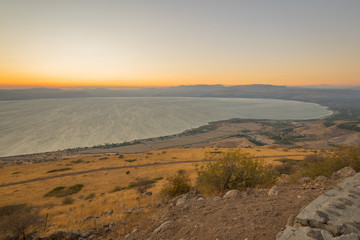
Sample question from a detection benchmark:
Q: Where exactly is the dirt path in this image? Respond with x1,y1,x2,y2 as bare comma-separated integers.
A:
0,155,304,188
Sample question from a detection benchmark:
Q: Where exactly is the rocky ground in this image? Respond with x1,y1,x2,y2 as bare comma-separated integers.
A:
39,166,360,240
44,177,338,240
122,179,336,240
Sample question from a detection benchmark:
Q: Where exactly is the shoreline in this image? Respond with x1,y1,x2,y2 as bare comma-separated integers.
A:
0,115,336,163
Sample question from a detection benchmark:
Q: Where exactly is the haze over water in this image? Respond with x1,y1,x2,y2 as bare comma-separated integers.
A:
0,97,331,157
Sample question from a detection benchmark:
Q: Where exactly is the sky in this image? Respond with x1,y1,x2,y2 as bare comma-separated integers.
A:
0,0,359,88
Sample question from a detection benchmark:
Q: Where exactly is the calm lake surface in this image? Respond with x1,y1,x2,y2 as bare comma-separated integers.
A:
0,97,331,157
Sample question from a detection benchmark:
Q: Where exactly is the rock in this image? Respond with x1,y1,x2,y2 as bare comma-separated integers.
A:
277,226,333,240
81,230,95,238
268,185,279,196
66,231,81,240
223,190,242,199
176,196,187,206
315,176,328,183
246,188,254,195
84,216,95,222
124,208,134,214
181,204,190,211
153,221,171,234
332,167,356,180
213,197,221,201
142,191,152,196
103,209,113,216
286,214,296,227
43,231,67,240
297,177,312,184
119,219,128,224
278,181,288,186
277,173,360,239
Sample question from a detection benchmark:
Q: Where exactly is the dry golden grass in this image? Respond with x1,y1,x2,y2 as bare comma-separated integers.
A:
0,147,315,237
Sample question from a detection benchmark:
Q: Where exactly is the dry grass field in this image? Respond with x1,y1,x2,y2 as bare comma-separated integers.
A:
0,147,317,237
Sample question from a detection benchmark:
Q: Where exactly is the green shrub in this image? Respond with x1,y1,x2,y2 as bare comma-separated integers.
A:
160,170,192,197
44,184,83,197
125,159,137,162
196,150,275,194
292,145,360,179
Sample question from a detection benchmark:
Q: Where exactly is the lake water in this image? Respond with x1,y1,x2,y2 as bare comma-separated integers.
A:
0,97,331,157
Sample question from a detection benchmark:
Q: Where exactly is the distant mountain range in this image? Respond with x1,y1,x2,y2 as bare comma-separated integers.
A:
1,85,359,104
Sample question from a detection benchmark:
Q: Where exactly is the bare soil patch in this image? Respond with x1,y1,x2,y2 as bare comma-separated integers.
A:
122,180,337,240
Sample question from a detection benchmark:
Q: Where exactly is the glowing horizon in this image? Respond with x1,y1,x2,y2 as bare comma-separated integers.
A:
1,1,359,89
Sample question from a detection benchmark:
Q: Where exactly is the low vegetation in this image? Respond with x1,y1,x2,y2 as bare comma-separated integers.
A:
196,150,276,194
0,204,43,240
85,193,96,200
128,177,163,194
46,167,72,173
336,122,360,132
44,184,84,197
125,159,137,162
291,145,360,179
160,170,192,197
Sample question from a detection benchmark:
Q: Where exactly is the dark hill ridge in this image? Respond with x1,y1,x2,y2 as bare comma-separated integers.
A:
1,85,359,102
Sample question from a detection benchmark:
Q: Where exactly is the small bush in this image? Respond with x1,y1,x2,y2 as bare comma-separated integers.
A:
0,204,43,240
160,170,191,197
125,159,137,162
196,150,276,194
62,197,74,205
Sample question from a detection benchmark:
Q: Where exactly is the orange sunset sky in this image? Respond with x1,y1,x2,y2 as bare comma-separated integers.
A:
0,1,359,88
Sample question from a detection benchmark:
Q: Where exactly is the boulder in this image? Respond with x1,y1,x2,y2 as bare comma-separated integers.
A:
331,167,356,180
223,190,242,199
